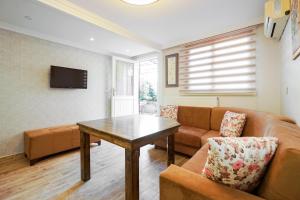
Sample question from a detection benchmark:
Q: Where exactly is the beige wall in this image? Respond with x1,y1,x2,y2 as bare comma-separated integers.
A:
280,19,300,124
0,28,111,158
160,25,281,114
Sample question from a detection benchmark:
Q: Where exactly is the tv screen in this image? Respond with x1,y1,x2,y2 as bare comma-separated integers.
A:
50,66,87,89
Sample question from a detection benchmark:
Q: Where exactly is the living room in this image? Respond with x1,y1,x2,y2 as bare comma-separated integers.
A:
0,0,299,200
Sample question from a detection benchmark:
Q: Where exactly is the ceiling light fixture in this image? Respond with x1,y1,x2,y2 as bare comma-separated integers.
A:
121,0,158,6
90,37,95,41
24,16,32,21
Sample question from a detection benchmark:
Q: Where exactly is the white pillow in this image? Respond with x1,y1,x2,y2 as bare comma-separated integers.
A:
202,137,278,192
220,111,246,137
160,105,178,121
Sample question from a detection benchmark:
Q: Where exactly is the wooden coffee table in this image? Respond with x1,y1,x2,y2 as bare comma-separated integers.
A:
77,115,180,200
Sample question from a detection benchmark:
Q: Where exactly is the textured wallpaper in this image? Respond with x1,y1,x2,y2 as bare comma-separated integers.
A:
0,28,111,158
280,20,300,125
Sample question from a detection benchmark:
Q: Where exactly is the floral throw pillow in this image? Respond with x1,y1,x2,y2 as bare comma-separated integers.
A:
202,137,278,192
160,105,178,121
220,111,247,137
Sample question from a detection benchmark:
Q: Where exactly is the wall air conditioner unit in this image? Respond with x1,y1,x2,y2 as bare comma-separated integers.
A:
264,0,291,40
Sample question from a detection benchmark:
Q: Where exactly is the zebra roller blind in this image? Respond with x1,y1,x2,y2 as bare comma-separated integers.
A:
179,26,257,94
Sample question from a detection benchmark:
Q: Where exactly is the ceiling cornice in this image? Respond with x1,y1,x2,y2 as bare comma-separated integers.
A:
0,21,111,55
162,19,264,50
37,0,162,50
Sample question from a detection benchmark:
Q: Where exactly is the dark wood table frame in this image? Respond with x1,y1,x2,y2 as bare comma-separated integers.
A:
78,116,179,200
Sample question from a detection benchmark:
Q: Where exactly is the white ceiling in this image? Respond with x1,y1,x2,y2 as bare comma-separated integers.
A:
0,0,156,57
0,0,265,57
69,0,265,48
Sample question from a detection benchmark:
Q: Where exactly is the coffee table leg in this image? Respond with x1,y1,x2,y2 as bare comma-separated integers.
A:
80,131,90,181
167,134,175,166
125,148,140,200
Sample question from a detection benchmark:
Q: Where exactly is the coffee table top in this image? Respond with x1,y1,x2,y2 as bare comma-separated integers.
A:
77,115,180,146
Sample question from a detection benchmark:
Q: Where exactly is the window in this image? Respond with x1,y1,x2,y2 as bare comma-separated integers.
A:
179,26,257,94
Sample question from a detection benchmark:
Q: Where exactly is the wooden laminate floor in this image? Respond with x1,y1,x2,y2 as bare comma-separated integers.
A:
0,141,189,200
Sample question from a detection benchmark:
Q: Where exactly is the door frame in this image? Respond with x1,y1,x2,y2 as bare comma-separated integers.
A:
111,56,139,117
136,54,160,115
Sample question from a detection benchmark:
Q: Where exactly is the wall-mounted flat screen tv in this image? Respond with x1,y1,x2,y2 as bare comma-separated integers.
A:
50,66,87,89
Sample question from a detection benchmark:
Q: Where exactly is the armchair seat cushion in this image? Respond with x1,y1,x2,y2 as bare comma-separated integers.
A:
175,126,208,148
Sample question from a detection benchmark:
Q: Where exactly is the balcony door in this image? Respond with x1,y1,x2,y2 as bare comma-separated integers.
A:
111,57,139,117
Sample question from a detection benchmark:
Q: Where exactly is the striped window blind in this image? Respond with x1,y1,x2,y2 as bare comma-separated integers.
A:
179,26,257,94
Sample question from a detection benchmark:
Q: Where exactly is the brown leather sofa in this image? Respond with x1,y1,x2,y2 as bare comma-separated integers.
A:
159,106,300,200
24,124,101,165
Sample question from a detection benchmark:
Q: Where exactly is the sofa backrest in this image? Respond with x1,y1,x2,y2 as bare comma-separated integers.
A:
178,106,211,130
210,107,272,137
257,121,300,200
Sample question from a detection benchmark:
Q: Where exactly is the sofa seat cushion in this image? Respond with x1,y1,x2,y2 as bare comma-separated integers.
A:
200,130,220,146
182,144,209,174
174,143,199,157
175,126,209,148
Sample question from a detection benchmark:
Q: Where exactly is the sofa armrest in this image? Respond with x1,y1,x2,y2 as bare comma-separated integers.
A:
274,115,297,124
160,165,265,200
